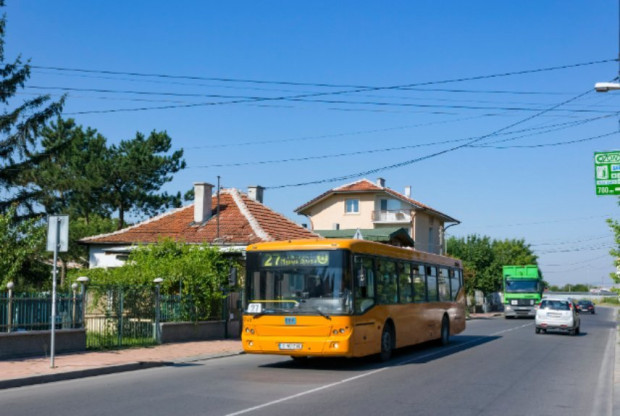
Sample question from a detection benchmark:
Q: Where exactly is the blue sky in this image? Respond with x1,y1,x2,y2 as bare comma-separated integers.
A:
5,1,619,286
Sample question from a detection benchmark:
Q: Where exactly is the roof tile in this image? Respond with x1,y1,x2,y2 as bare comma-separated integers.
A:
81,189,318,245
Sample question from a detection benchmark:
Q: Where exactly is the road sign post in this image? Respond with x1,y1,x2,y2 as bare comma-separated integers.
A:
594,151,620,196
47,215,69,368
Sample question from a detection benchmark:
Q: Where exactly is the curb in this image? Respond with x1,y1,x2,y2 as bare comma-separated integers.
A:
0,351,244,390
0,361,169,390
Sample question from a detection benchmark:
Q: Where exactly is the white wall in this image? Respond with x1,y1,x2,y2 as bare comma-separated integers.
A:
88,245,130,269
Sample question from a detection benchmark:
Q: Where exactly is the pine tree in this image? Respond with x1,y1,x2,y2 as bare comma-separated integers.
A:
0,0,64,217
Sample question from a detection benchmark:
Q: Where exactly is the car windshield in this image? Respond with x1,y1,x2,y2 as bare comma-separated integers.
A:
540,300,570,311
578,301,592,306
505,279,539,293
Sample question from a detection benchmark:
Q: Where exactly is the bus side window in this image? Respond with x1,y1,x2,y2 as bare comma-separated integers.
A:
377,259,398,304
354,256,375,313
426,266,438,302
412,264,426,302
438,267,450,302
399,263,412,303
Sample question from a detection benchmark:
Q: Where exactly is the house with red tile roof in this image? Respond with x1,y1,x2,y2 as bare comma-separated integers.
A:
295,178,459,254
81,183,318,268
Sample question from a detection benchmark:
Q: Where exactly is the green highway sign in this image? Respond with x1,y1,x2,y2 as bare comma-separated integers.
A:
594,151,620,196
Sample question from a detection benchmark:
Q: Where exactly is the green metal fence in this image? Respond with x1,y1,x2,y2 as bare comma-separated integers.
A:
1,285,228,350
0,292,84,333
85,285,158,349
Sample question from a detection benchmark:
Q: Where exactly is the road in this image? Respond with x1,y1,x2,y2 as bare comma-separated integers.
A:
0,307,616,416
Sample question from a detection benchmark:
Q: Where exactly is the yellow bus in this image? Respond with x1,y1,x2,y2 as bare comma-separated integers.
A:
242,239,465,361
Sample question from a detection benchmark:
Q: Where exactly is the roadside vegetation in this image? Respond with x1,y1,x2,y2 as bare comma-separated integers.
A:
447,235,540,295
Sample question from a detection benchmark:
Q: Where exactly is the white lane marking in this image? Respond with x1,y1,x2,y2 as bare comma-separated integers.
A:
224,368,387,416
225,322,532,416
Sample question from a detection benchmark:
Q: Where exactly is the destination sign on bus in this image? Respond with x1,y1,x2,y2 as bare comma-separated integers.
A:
260,251,330,268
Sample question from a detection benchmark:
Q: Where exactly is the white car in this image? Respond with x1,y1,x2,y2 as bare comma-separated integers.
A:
535,298,580,335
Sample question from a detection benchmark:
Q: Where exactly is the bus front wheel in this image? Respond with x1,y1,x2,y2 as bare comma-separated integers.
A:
379,323,394,362
439,315,450,346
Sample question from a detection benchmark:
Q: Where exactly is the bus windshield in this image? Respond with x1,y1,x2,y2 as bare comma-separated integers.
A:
246,250,352,316
505,279,539,293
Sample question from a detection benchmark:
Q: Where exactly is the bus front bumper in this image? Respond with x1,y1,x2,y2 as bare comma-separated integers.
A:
242,335,354,358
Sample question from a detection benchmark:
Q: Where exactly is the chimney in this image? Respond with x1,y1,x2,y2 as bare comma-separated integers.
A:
194,182,213,223
404,186,411,198
376,177,385,187
248,185,265,203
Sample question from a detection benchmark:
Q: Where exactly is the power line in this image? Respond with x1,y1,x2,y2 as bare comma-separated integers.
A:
188,129,617,169
267,88,595,188
478,214,615,229
32,58,616,90
54,59,615,115
477,130,619,149
535,243,613,254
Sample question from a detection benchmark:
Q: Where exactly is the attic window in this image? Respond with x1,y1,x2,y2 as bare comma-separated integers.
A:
345,199,359,214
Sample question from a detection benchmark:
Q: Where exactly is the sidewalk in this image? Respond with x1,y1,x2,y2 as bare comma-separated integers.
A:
0,339,243,390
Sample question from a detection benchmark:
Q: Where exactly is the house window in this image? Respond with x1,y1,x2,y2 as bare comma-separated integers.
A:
345,199,359,213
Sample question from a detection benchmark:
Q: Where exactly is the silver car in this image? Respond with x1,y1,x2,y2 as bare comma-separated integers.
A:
535,298,580,335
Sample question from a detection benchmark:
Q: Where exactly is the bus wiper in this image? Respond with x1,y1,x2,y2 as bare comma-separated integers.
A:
313,308,331,321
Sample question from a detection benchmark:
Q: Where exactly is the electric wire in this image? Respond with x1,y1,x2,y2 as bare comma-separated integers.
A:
53,59,615,115
266,88,596,188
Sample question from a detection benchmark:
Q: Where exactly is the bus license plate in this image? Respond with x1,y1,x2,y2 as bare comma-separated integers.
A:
279,343,302,350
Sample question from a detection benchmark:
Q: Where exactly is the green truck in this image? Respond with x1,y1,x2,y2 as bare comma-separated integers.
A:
502,265,543,318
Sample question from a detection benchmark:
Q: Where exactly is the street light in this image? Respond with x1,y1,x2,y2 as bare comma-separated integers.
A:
594,82,620,92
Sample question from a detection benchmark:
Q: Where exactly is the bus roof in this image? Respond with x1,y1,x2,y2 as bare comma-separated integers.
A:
247,239,462,268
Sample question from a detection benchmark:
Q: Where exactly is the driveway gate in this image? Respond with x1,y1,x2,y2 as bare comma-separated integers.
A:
85,285,157,349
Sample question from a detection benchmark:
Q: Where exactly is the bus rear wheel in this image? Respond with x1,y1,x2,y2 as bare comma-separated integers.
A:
379,323,394,362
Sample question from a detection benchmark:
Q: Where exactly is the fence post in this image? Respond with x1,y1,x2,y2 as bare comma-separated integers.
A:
6,281,13,333
118,289,124,347
154,278,163,344
71,283,78,328
77,276,89,329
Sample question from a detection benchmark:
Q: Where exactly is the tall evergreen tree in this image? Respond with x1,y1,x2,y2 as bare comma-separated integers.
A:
35,117,109,220
0,1,64,216
105,130,185,229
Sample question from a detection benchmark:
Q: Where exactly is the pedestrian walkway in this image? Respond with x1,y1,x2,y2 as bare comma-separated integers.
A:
0,339,243,390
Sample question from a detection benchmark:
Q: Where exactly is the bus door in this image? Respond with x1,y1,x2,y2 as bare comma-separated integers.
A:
352,255,377,356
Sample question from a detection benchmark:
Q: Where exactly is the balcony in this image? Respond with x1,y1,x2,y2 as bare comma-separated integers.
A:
372,209,412,224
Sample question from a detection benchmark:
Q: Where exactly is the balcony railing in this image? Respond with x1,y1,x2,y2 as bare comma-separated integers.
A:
372,209,412,223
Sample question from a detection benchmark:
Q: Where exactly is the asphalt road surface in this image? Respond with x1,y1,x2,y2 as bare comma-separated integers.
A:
1,307,616,416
